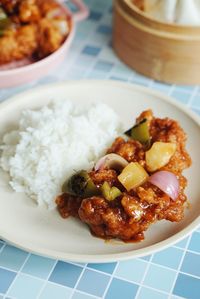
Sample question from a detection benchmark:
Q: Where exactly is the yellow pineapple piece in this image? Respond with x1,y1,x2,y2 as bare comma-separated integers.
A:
145,142,176,172
118,162,149,191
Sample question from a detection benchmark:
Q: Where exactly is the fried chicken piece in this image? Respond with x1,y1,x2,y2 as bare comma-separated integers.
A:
78,196,146,241
56,193,82,219
17,24,37,55
36,18,69,58
136,110,191,172
107,137,145,165
89,169,118,187
0,0,20,14
121,195,144,221
0,0,70,64
18,0,41,23
0,32,18,64
36,0,63,17
18,0,65,23
149,112,192,172
0,25,37,64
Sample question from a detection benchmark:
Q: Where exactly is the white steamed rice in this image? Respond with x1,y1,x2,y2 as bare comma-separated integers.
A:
0,100,122,209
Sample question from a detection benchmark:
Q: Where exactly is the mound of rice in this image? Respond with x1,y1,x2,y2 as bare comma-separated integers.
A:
0,101,122,209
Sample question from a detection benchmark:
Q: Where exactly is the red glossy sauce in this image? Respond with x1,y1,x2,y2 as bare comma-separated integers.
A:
56,110,191,242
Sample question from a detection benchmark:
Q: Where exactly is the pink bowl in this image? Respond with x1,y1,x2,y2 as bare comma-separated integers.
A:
0,0,89,88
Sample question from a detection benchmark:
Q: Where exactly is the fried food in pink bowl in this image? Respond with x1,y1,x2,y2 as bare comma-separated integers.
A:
0,0,89,87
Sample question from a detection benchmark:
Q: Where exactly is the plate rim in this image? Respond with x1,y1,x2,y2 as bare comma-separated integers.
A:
0,79,200,263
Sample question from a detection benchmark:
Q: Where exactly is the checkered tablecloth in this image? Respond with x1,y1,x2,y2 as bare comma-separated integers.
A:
0,1,200,299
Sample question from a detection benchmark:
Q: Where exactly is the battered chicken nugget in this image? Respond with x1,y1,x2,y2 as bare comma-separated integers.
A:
17,24,37,56
0,0,70,65
36,0,62,17
37,18,69,58
0,0,20,14
0,32,18,64
19,0,41,23
0,25,37,64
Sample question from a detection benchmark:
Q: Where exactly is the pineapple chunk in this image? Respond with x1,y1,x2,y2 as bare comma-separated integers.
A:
145,142,176,172
118,162,149,191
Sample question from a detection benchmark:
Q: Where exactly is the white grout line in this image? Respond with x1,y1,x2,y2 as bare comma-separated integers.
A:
68,263,88,299
0,265,17,274
173,246,200,256
136,282,170,296
186,86,199,108
167,234,192,299
35,259,58,299
71,289,100,299
101,262,118,299
3,252,31,299
0,242,6,254
71,262,111,277
134,254,154,299
113,271,170,295
179,270,200,280
113,262,200,284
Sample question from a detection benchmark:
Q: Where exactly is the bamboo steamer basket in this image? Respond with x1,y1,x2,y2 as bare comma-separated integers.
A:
113,0,200,85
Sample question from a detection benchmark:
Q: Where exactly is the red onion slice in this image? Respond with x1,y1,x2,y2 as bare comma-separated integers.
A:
149,170,180,201
95,153,128,172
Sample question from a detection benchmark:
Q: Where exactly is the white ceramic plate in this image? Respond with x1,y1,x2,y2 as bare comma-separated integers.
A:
0,80,199,263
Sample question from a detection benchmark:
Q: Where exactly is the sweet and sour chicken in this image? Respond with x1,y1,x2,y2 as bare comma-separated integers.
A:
56,110,191,242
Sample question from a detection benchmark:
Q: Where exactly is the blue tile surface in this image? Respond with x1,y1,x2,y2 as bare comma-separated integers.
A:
22,254,55,279
8,273,44,299
77,269,110,297
175,237,189,249
115,259,147,283
170,296,185,299
82,46,101,56
188,232,200,253
72,292,97,299
105,278,138,299
139,255,152,262
191,94,200,108
138,287,168,299
192,107,200,116
97,25,112,34
87,262,116,274
0,245,28,271
173,273,200,299
151,81,170,92
0,0,200,298
171,90,190,104
39,282,72,299
0,268,16,294
144,264,176,292
94,60,113,72
181,252,200,277
89,11,102,21
152,247,183,270
49,262,83,288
